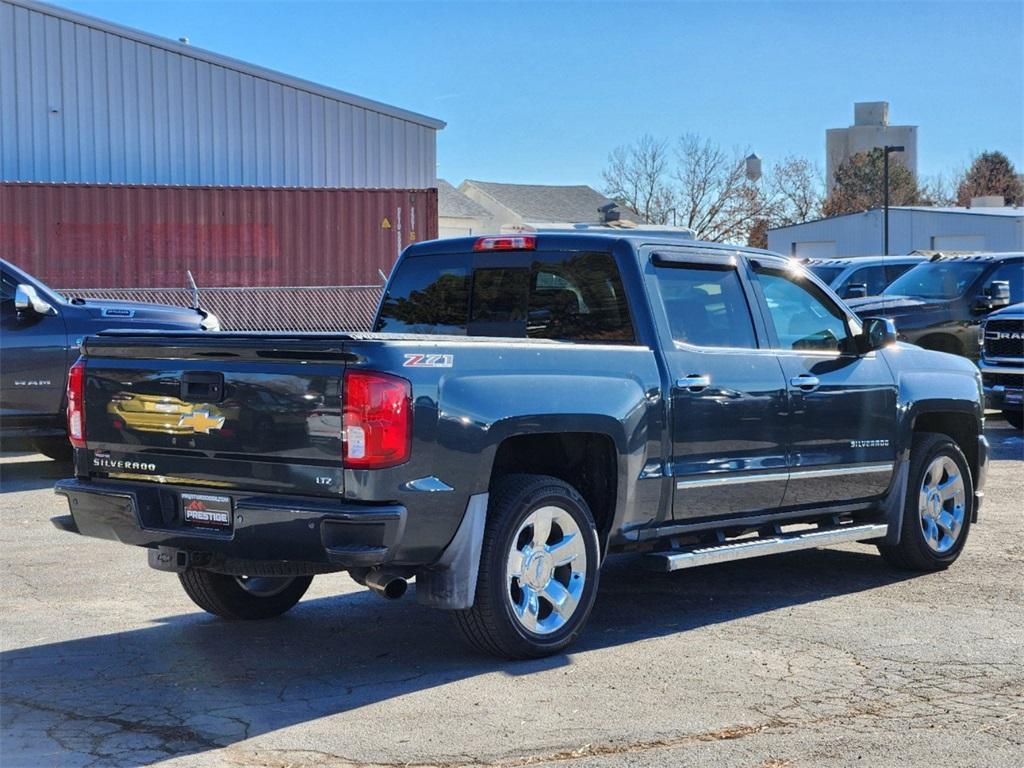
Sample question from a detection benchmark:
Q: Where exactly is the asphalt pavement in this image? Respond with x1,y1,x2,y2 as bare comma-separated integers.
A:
1,423,1021,768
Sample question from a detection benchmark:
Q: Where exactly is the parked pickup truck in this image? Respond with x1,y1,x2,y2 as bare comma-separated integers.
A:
846,252,1022,359
1,259,220,460
979,302,1024,429
53,234,989,658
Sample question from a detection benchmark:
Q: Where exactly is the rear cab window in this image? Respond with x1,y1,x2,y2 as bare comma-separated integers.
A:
653,262,758,349
376,250,635,343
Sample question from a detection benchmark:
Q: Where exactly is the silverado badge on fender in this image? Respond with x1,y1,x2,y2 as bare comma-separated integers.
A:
177,410,226,434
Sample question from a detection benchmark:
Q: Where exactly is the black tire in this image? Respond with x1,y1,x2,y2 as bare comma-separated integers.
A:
32,437,73,462
877,432,973,571
453,474,601,659
1003,409,1023,430
178,569,312,620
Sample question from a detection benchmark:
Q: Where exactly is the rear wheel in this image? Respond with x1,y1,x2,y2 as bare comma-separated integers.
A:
1003,409,1023,430
878,432,973,571
178,569,312,620
454,474,600,659
33,437,73,462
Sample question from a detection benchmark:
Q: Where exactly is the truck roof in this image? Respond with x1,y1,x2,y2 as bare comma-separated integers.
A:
404,232,781,259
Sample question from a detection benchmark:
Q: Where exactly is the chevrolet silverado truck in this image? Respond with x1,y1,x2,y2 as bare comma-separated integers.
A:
846,252,1022,359
979,302,1024,429
1,258,220,460
52,234,989,658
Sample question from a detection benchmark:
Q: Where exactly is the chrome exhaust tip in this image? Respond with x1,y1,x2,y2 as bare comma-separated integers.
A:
364,568,408,600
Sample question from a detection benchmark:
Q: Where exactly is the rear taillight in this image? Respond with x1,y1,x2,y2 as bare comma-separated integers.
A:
343,370,411,469
67,360,86,448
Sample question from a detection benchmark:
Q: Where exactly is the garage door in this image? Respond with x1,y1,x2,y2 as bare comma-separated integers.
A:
931,235,985,251
793,241,838,259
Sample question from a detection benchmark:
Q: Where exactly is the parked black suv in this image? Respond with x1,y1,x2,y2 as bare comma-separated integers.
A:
0,259,219,460
980,302,1024,429
846,253,1023,359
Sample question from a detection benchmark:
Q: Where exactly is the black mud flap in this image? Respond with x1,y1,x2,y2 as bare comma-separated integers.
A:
416,492,488,610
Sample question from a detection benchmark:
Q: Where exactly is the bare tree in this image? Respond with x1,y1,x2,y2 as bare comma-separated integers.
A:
601,135,675,224
673,134,768,242
920,172,959,206
603,135,822,245
766,155,824,226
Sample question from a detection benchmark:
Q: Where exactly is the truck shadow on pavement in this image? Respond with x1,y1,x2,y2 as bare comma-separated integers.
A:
0,456,70,494
986,421,1024,462
0,547,918,767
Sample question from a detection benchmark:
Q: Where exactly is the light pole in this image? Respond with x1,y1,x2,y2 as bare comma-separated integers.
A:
883,145,905,256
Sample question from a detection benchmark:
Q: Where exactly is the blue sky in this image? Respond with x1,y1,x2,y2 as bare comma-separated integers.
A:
59,0,1023,189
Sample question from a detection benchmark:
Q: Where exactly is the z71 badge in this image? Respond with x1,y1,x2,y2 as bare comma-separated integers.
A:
403,353,454,368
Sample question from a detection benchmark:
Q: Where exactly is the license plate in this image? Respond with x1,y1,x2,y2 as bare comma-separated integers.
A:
181,493,233,528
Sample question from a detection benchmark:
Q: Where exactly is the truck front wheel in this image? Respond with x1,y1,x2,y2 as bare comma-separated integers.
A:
178,569,313,620
878,433,973,571
454,474,601,659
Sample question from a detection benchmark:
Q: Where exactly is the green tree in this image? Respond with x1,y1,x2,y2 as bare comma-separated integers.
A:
823,148,922,217
956,151,1023,206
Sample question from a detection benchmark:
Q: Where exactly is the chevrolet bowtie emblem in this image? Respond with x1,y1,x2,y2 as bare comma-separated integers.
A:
177,410,225,434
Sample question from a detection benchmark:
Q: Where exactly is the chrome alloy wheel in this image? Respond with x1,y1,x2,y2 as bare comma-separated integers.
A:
234,575,294,597
506,505,588,635
918,455,966,554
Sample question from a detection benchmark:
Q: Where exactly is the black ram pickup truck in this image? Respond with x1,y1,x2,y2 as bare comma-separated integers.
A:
979,302,1024,429
53,234,989,658
846,252,1022,359
1,259,219,460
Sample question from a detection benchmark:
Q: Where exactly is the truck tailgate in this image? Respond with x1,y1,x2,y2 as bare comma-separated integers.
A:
81,332,351,497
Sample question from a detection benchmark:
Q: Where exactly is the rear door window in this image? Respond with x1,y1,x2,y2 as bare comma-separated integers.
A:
654,264,758,349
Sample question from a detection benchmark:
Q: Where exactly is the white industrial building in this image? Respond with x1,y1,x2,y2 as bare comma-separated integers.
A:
826,101,917,190
767,203,1024,258
0,0,443,188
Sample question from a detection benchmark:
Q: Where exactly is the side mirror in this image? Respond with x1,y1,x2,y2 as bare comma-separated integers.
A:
857,316,897,353
845,283,868,299
14,284,56,317
987,280,1011,308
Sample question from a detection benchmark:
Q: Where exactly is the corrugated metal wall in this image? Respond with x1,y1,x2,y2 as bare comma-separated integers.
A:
0,0,440,189
768,209,1024,257
0,183,438,288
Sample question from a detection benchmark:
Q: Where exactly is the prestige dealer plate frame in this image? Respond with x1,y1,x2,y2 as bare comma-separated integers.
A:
181,492,233,529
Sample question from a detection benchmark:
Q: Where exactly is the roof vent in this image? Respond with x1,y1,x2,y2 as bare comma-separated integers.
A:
599,202,621,223
969,195,1005,208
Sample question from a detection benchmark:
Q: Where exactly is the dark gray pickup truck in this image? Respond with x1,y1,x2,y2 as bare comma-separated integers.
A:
53,233,989,658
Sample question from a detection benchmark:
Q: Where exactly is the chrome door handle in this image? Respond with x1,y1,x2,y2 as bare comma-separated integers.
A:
790,374,820,391
677,374,711,392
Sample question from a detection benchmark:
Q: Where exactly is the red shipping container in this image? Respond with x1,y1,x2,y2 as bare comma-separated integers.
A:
0,183,438,288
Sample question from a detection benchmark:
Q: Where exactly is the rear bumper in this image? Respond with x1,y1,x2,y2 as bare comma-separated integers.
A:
53,478,406,568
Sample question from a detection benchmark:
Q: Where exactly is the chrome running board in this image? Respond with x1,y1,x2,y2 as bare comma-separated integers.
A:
643,522,889,572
